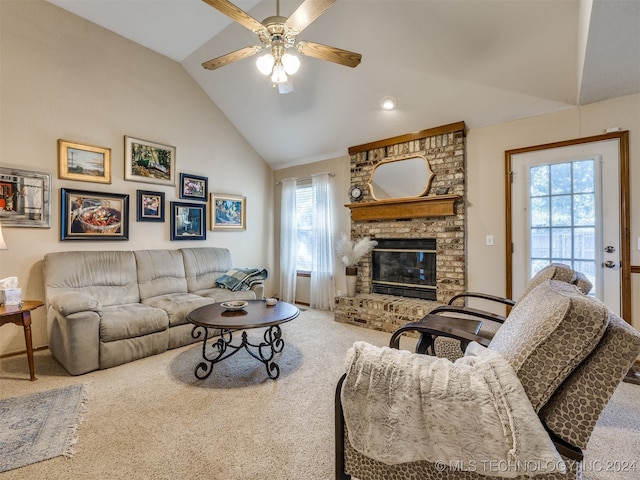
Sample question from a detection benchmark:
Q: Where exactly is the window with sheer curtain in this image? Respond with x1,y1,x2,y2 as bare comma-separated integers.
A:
279,174,334,310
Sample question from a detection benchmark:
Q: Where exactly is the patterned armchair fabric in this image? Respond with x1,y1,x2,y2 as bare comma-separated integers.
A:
488,280,609,412
337,279,640,480
540,313,640,449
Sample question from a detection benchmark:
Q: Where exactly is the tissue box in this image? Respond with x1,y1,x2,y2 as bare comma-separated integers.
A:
0,288,22,306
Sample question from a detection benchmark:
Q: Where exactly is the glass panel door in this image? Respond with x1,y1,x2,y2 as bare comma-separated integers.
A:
528,159,597,294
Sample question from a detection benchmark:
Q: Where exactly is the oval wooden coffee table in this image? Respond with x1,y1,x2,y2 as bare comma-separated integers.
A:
187,300,299,380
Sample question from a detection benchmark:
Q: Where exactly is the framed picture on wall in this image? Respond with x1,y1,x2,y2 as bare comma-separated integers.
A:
58,139,112,184
136,190,165,222
60,188,129,240
124,136,176,186
0,167,52,228
179,173,207,201
211,193,245,231
170,201,206,240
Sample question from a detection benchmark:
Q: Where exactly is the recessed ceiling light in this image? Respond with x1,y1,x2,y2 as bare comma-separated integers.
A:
381,96,397,111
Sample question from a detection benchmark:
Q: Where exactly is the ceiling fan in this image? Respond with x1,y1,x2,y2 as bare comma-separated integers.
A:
201,0,362,93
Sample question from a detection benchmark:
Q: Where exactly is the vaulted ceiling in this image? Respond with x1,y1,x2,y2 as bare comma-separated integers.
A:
47,0,640,170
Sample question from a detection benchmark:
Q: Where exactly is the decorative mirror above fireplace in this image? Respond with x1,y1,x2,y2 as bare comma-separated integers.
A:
368,154,434,200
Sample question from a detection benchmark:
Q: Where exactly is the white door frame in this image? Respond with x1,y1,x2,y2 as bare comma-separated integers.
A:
505,131,631,321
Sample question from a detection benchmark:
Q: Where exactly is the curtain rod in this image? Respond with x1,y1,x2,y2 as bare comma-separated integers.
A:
276,172,335,185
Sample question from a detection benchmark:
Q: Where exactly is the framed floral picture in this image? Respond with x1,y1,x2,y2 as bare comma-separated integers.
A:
179,173,207,201
211,193,245,231
58,139,111,184
136,190,165,222
170,201,206,240
60,188,129,241
124,136,176,186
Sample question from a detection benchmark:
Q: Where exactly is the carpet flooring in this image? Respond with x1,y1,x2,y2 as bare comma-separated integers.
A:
0,309,638,479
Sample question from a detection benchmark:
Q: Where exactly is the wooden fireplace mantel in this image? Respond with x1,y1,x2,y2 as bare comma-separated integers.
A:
346,194,460,221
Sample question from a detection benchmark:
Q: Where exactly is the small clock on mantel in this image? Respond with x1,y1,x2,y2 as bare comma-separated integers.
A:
349,185,364,202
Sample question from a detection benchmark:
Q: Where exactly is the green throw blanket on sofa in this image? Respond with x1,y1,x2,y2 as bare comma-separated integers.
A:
216,268,268,292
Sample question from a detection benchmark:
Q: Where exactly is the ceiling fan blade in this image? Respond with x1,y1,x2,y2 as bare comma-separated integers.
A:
286,0,336,34
202,0,265,33
202,46,261,70
297,41,362,68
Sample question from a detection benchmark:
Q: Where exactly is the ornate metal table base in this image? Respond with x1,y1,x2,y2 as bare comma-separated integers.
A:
191,324,285,380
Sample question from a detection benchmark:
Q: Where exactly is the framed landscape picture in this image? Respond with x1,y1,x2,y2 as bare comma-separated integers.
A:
211,193,245,231
179,173,207,201
136,190,165,222
170,201,206,240
60,188,129,241
58,139,111,184
0,167,52,228
124,136,176,186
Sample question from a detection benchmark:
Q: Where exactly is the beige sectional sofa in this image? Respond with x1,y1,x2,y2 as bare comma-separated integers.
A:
43,247,264,375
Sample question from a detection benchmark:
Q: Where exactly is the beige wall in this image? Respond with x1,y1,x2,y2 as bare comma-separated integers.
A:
0,1,274,355
467,94,640,331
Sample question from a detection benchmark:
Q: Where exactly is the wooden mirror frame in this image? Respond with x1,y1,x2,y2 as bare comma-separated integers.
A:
368,154,434,201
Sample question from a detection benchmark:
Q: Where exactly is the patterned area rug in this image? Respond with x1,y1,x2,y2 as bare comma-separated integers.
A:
0,383,88,473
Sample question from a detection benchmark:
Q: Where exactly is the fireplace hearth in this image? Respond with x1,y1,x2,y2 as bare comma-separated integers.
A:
372,238,437,300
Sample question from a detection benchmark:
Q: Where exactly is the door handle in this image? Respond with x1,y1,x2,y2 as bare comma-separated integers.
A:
603,260,616,268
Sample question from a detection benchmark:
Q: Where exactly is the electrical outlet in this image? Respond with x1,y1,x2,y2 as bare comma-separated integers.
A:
486,235,494,246
337,290,342,296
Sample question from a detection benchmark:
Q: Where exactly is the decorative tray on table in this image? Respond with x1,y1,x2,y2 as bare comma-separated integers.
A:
220,301,248,311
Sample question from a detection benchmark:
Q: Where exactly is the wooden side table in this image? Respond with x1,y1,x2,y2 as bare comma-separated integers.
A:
0,300,44,381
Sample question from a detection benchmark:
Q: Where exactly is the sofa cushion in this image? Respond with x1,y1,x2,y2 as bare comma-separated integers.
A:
100,304,169,343
489,280,609,412
539,313,640,449
134,250,189,300
181,247,234,293
142,293,213,327
44,251,140,307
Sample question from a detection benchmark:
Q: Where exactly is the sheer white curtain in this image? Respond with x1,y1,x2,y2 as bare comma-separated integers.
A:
310,173,334,310
279,178,297,303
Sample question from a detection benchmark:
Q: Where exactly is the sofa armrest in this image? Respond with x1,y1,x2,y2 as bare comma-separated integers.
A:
49,291,102,316
251,283,264,300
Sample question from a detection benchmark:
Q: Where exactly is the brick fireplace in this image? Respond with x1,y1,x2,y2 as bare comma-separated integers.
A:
334,122,467,334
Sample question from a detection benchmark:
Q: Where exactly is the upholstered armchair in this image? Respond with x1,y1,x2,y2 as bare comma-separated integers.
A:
336,279,640,480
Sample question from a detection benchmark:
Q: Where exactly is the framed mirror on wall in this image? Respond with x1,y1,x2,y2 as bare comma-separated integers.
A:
368,154,434,200
0,167,51,228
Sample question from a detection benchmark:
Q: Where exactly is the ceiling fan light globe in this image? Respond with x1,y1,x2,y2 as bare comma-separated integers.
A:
271,64,288,84
256,54,275,75
282,53,300,75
